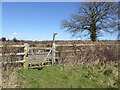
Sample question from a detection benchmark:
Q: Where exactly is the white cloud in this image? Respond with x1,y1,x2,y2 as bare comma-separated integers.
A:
13,32,17,35
9,32,21,39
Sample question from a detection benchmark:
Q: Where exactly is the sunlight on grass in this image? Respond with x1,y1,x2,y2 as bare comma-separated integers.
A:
17,64,119,88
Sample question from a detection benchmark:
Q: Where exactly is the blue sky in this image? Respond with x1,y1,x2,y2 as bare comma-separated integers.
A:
2,2,118,41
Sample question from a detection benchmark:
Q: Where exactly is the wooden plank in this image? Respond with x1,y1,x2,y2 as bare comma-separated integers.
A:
29,47,53,50
55,50,81,53
30,66,44,69
29,61,51,65
0,53,25,57
42,49,52,65
55,44,119,47
0,45,25,48
16,60,25,63
28,52,48,55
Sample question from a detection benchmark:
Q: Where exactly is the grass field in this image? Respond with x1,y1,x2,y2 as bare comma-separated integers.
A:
17,63,119,88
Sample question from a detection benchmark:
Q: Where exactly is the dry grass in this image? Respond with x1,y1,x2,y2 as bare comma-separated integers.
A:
56,42,119,70
1,41,24,88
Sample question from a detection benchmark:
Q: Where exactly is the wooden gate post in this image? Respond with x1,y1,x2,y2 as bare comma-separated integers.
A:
52,33,57,65
23,43,29,69
52,43,56,65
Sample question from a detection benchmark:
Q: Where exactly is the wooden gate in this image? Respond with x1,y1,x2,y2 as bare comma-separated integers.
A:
28,46,53,68
23,43,55,69
0,43,56,69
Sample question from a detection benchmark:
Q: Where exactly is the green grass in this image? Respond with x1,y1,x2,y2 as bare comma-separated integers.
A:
17,64,119,88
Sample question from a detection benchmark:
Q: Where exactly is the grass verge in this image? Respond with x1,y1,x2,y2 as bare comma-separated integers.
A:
17,63,119,88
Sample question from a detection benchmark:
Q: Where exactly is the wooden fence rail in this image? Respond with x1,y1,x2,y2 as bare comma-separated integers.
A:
0,43,55,69
55,44,119,46
0,43,119,69
0,45,25,48
0,43,27,68
55,43,119,59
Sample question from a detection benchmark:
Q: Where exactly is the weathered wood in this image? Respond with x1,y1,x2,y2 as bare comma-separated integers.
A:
29,47,53,50
30,66,44,69
0,43,53,69
0,43,118,48
52,43,56,65
0,42,119,69
23,57,28,69
23,43,29,69
0,45,25,48
55,50,81,53
28,52,49,55
42,49,52,65
0,53,25,57
55,44,119,47
0,43,53,68
29,61,51,65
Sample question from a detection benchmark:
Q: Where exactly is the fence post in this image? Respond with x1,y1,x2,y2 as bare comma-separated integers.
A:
52,33,57,65
23,43,29,69
52,43,56,65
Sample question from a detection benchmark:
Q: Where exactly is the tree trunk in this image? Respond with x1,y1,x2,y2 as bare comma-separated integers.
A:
90,23,97,42
90,30,97,41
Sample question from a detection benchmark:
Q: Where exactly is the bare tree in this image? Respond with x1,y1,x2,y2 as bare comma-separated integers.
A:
61,2,118,41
